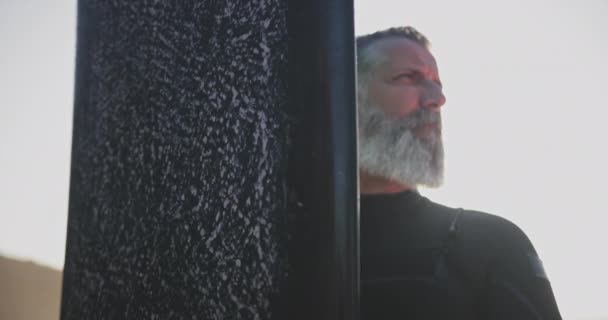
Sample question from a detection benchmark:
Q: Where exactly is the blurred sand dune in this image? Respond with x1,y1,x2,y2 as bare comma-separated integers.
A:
0,256,62,320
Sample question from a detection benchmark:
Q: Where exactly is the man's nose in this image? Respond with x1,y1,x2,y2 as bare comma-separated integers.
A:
421,82,446,112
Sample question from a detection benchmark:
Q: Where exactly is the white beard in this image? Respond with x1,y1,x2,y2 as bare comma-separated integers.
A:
358,95,444,188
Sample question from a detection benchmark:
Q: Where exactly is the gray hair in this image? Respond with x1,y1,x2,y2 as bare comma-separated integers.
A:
356,26,430,93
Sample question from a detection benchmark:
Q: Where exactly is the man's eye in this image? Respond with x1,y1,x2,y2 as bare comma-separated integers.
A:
395,73,417,81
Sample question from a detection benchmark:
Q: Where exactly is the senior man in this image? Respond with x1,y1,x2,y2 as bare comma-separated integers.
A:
357,26,562,319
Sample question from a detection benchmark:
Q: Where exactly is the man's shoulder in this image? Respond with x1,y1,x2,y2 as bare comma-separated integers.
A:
456,209,536,254
421,198,539,258
451,208,549,280
427,206,550,289
422,200,534,250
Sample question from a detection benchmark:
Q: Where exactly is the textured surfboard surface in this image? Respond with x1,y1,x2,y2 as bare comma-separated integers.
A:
62,1,289,319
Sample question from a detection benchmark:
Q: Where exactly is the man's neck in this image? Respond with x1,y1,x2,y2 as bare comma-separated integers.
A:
359,170,415,195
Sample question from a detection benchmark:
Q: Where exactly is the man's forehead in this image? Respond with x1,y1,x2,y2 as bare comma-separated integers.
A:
375,37,438,71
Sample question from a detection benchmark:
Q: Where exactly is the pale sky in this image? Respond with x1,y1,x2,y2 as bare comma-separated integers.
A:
1,0,607,319
0,1,75,269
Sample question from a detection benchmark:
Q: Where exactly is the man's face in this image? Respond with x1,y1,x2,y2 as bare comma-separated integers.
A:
358,37,447,188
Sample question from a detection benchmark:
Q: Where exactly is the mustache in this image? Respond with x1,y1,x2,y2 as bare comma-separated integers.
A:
359,106,441,135
396,109,441,129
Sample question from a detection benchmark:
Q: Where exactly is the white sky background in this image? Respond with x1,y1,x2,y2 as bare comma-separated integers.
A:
0,0,606,319
0,0,75,269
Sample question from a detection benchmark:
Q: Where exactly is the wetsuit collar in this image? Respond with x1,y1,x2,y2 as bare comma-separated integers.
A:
360,190,426,216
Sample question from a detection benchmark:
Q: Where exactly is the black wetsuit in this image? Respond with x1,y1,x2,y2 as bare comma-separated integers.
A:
361,190,562,320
